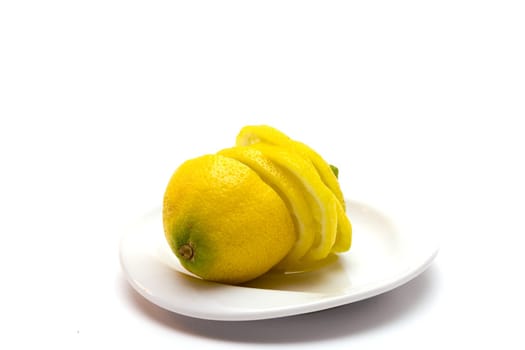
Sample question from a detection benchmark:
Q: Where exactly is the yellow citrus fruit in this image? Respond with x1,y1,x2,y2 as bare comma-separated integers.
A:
162,125,352,283
162,154,296,284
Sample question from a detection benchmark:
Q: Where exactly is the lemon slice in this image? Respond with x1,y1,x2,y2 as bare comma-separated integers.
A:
218,146,317,267
236,125,346,209
332,201,352,252
249,143,338,262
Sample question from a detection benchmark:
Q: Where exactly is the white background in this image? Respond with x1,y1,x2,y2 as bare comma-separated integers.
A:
1,1,524,348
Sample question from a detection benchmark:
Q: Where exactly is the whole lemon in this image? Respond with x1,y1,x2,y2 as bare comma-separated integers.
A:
162,154,296,284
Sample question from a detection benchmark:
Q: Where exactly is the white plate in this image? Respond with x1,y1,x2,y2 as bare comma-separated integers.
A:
120,200,438,321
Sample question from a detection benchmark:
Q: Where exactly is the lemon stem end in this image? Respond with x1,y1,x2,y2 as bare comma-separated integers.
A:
179,244,194,260
329,164,339,179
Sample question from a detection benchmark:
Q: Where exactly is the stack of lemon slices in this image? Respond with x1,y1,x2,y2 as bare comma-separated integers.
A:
163,125,352,284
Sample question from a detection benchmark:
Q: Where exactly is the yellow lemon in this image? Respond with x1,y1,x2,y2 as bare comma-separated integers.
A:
162,154,296,284
162,125,352,284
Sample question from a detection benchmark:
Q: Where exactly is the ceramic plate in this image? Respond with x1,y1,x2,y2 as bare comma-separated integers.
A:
120,199,438,321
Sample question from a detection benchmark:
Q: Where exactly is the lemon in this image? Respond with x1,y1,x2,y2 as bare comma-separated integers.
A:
162,125,352,284
162,154,296,284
